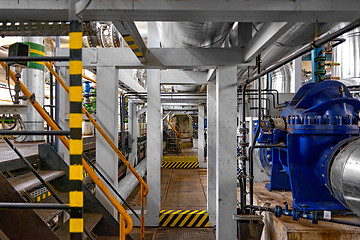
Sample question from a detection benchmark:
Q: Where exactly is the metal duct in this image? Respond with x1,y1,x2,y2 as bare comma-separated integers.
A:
21,37,45,142
157,22,234,48
157,22,233,92
329,138,360,217
270,64,292,93
332,26,360,85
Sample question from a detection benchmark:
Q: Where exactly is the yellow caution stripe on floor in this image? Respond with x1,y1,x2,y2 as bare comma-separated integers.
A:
162,161,199,169
180,142,193,148
35,191,52,202
163,156,198,162
159,210,209,227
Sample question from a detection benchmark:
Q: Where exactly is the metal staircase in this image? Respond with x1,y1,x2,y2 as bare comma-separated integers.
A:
0,142,134,240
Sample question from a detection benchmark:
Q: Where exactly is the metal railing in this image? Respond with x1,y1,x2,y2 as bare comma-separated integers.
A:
0,59,137,239
44,61,149,239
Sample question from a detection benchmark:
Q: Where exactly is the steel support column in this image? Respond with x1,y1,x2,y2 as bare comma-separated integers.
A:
292,57,302,92
145,22,161,226
216,66,237,240
207,80,216,226
198,105,206,168
128,99,138,172
96,66,119,218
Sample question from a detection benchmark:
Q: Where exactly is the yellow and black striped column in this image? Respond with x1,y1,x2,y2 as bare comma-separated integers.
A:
69,20,84,240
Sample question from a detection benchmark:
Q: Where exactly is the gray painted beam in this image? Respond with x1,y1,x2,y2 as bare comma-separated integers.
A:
198,105,206,168
207,80,216,226
118,69,146,93
56,47,246,69
145,22,161,226
1,0,360,22
160,71,207,85
96,66,119,218
244,22,294,62
216,66,237,240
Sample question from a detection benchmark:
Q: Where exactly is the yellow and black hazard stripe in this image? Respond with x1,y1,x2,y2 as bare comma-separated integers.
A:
163,156,198,162
162,161,199,169
159,210,209,228
69,19,84,240
180,142,193,148
122,34,145,61
35,191,52,202
82,168,95,178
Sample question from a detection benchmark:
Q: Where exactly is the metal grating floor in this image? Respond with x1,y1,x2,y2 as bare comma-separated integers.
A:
0,140,39,163
154,228,215,240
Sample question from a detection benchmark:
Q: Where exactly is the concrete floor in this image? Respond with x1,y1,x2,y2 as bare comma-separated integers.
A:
127,146,215,239
161,168,207,210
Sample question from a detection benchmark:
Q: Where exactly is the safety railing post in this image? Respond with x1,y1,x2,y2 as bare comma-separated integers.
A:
68,15,84,240
141,185,145,240
120,215,126,240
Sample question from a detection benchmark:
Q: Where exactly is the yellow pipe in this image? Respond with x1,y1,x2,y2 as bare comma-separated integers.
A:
2,61,133,235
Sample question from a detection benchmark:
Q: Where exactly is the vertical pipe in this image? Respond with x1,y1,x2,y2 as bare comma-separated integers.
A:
49,71,54,145
240,84,247,213
68,9,84,240
55,37,60,152
249,56,262,207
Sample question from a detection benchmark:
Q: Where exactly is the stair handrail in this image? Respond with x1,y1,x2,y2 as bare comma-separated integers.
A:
0,61,133,238
44,62,148,239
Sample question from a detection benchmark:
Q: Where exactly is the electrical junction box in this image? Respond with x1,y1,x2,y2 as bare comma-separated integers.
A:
8,42,30,68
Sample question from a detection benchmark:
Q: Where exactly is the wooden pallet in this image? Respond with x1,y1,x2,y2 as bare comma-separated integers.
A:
252,182,360,240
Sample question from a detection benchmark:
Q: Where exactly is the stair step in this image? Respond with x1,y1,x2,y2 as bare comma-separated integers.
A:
55,213,103,240
7,170,65,192
34,192,69,223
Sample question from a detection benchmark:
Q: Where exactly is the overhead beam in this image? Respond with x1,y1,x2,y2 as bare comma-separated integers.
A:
56,47,245,69
244,22,294,62
160,71,207,85
207,69,216,82
112,21,147,63
1,0,360,22
118,69,146,93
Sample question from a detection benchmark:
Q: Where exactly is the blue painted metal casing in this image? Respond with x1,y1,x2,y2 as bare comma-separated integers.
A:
256,81,360,211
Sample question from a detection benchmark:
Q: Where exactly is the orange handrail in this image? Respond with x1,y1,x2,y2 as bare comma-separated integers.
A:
164,117,179,137
82,74,97,84
1,61,133,237
81,74,124,97
45,62,147,239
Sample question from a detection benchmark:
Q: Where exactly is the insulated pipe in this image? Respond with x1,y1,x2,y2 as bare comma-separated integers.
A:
118,159,147,205
328,138,360,217
241,17,360,86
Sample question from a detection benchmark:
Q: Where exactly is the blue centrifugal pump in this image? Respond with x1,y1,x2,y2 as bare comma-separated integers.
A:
256,80,360,217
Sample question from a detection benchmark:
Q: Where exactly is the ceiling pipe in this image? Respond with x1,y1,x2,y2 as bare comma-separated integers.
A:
240,18,360,86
